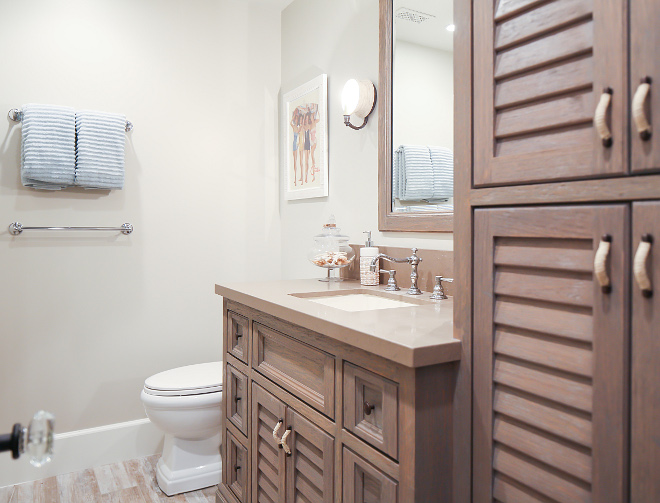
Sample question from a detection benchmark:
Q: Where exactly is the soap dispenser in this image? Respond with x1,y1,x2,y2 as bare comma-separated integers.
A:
360,231,380,286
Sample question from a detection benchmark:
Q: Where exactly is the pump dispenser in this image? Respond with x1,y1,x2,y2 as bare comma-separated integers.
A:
360,231,380,286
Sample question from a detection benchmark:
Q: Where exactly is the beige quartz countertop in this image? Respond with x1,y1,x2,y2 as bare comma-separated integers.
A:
215,279,461,368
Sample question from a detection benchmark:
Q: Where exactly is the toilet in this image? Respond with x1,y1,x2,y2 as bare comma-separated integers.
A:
140,362,223,496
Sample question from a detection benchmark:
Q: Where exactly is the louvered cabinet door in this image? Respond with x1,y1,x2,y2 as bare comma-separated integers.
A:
473,206,629,502
252,383,286,503
631,202,660,502
630,0,660,173
473,0,627,186
285,409,334,503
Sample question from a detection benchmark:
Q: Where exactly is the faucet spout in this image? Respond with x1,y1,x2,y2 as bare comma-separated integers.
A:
369,248,423,295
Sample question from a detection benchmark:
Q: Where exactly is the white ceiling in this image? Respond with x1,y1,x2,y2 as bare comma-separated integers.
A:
394,0,454,52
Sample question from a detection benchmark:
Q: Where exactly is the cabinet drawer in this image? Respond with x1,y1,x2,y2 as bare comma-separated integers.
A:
226,430,247,503
252,323,335,418
227,311,248,363
343,447,397,503
344,363,398,459
226,364,248,436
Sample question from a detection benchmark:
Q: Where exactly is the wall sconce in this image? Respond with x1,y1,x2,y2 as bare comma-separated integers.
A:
341,79,377,130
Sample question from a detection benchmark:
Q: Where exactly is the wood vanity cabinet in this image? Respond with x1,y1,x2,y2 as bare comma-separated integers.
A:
217,300,457,503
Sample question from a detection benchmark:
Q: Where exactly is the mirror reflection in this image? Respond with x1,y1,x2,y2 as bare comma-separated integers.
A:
392,0,454,214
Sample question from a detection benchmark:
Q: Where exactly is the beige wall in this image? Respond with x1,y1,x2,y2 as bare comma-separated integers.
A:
0,0,282,433
280,0,453,281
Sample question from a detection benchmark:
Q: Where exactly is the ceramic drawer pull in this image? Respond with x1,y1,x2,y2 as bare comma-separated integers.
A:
595,88,613,147
280,427,292,456
364,401,375,416
634,234,653,298
595,234,612,293
272,419,283,442
633,77,652,141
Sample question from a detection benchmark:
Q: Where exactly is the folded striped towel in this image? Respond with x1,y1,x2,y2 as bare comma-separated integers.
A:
429,146,454,198
75,110,126,190
394,145,434,201
20,104,76,190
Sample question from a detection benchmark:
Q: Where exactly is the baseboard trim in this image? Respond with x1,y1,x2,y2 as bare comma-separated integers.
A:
0,418,163,488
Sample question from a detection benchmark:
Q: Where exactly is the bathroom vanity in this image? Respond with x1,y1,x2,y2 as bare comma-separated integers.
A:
214,280,460,503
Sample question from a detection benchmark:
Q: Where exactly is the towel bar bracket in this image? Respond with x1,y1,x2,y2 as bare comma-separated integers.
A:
8,222,133,236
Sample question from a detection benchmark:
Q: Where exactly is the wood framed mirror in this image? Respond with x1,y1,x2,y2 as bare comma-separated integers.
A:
378,0,454,232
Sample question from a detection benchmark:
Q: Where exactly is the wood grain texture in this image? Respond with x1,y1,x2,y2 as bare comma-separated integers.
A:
631,201,660,502
252,323,335,419
3,455,215,503
473,205,629,502
630,0,660,174
342,448,397,503
227,311,249,364
226,364,248,436
343,363,398,460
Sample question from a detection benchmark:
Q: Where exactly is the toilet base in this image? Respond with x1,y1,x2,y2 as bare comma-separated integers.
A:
155,433,222,496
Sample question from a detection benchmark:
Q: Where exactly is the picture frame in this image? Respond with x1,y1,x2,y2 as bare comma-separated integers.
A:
282,74,328,200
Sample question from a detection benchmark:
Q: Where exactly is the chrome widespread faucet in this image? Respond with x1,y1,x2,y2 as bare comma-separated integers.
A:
369,247,423,295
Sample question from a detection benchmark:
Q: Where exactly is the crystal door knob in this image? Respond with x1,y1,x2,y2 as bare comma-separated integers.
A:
26,410,55,467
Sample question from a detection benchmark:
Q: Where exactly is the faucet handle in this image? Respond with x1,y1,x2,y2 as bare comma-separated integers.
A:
380,269,400,291
430,275,453,300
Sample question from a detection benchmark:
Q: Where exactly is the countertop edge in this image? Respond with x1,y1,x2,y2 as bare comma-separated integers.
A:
215,283,462,367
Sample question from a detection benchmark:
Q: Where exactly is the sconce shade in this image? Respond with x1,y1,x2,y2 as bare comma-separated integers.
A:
342,79,375,117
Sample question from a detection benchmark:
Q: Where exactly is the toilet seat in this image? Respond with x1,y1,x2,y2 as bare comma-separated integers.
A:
143,362,223,397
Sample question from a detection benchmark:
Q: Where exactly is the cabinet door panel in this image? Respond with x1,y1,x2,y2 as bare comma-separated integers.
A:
630,2,660,173
285,409,334,503
631,202,660,502
474,0,627,186
473,205,629,502
342,448,397,503
251,383,286,503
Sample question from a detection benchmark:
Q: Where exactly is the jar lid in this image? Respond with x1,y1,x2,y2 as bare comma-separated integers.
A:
314,214,349,239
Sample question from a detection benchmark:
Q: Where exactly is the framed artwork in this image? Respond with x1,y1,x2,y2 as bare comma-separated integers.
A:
282,74,328,200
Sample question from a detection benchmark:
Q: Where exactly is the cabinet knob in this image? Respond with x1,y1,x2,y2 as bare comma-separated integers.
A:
595,234,612,294
633,77,652,141
595,88,613,148
364,401,375,416
634,234,653,298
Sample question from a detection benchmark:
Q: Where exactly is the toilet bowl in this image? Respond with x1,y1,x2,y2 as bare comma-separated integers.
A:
141,362,223,496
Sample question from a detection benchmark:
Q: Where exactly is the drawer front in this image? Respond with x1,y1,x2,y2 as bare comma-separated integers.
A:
343,448,397,503
226,430,248,503
344,363,398,459
227,311,248,363
226,364,248,436
252,323,335,418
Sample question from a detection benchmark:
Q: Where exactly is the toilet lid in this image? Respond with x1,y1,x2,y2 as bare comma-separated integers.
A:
144,362,223,396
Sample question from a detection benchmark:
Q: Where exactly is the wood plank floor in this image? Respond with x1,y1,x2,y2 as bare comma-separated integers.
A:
0,455,216,503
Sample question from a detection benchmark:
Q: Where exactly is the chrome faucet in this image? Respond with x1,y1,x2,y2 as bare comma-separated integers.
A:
369,247,423,295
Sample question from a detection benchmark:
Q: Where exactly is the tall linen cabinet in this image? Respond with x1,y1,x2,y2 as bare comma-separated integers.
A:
453,0,660,500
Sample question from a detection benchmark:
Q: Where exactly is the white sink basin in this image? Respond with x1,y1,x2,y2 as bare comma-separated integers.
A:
302,293,421,312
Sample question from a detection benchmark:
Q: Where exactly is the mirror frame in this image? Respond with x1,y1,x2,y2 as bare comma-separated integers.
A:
378,0,454,233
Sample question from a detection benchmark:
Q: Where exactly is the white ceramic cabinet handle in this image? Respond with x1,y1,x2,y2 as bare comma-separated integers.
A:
272,419,283,443
634,235,653,298
595,88,614,147
633,78,652,141
280,427,292,456
594,235,612,293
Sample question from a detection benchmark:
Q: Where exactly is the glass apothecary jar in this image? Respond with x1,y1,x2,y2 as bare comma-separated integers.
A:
308,215,355,282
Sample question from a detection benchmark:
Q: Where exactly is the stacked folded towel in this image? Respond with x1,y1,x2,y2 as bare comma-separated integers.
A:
75,110,126,190
20,104,76,190
393,145,454,201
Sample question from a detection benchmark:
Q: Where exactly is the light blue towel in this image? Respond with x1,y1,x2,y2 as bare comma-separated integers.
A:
75,110,126,190
20,104,76,189
393,145,454,201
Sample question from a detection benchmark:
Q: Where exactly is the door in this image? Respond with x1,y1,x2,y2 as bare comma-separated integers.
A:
473,205,629,502
631,202,660,501
342,448,397,503
473,0,627,186
630,0,660,173
252,383,286,503
285,408,334,503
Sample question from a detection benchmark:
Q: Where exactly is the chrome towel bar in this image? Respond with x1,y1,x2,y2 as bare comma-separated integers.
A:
8,108,134,132
8,222,133,235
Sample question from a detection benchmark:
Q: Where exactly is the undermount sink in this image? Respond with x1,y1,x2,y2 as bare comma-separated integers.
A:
291,290,429,312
